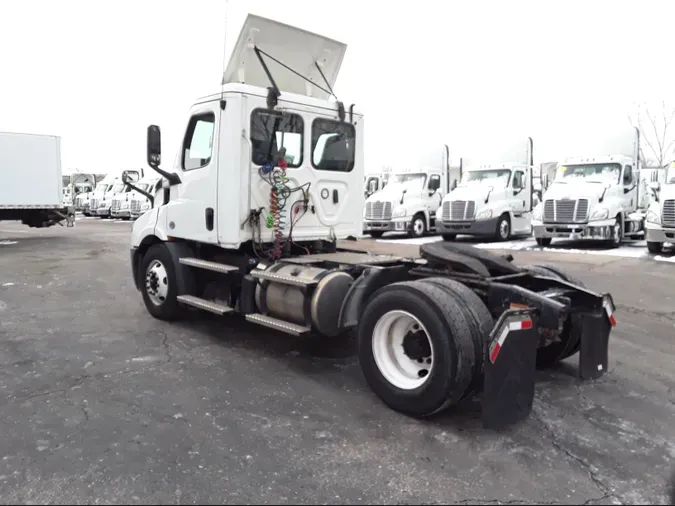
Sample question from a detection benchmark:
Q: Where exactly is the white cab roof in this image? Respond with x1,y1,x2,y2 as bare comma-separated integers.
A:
222,14,347,100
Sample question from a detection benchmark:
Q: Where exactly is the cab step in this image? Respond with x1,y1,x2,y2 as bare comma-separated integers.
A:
249,269,318,288
177,295,233,315
179,257,239,274
244,313,311,336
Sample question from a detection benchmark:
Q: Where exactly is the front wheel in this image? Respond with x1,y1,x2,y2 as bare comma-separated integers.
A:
368,231,384,239
607,218,622,248
496,215,511,241
140,243,185,321
647,241,663,254
535,237,552,247
408,214,427,238
442,233,457,241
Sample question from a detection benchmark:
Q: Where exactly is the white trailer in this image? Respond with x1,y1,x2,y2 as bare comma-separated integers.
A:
127,13,617,429
0,131,74,228
532,127,646,248
436,137,535,242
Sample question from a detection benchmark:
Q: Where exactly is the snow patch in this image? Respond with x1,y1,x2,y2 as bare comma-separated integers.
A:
653,254,675,263
0,241,17,246
2,283,14,287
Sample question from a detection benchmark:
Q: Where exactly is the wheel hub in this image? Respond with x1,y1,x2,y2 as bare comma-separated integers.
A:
402,330,432,362
145,260,169,306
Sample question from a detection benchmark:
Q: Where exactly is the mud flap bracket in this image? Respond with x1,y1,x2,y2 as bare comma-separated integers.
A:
482,308,539,430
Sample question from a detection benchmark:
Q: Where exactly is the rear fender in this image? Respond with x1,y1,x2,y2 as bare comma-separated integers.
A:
337,265,410,330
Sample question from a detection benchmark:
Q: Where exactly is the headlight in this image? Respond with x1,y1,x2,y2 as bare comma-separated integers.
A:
590,207,609,220
646,210,660,225
476,208,493,220
532,203,543,221
392,206,406,218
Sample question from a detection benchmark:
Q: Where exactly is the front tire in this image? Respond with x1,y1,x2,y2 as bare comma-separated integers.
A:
358,281,476,417
368,231,384,239
607,218,622,249
408,213,427,238
140,243,185,321
647,241,663,254
442,233,457,241
535,237,552,247
496,214,511,241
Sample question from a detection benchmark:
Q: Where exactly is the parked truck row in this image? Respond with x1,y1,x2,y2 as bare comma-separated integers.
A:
363,127,670,255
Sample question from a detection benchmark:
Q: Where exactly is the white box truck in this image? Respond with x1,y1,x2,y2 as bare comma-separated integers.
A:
0,131,74,228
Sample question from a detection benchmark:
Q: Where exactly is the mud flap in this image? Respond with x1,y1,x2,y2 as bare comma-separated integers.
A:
578,294,615,380
482,308,539,430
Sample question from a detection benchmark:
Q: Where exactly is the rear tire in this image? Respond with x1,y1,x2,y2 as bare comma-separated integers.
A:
358,281,476,417
368,231,384,239
524,264,585,367
442,234,457,241
140,243,185,321
647,241,663,254
535,237,552,247
418,278,493,399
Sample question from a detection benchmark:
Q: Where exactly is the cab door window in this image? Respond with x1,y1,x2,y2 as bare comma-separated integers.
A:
623,165,633,185
513,171,525,189
183,113,216,171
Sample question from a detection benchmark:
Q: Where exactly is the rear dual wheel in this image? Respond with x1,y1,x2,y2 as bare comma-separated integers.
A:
358,279,491,417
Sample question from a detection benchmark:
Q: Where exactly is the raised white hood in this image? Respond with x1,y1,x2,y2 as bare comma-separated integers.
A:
222,14,347,100
544,180,609,201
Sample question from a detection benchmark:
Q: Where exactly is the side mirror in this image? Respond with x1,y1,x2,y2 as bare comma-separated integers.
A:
623,174,632,185
147,125,162,168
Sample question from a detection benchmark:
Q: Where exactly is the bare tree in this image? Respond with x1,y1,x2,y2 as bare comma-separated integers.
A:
628,101,675,168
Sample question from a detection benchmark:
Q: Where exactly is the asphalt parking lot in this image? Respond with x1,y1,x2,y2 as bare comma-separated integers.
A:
1,219,674,505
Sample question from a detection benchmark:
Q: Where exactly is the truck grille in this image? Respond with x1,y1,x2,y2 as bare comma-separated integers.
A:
75,196,85,208
442,200,475,221
130,199,141,213
543,199,589,223
365,201,392,220
89,198,100,210
663,199,675,227
111,200,121,212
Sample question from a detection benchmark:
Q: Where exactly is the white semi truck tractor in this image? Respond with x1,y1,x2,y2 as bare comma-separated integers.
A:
436,137,535,242
128,13,617,429
532,126,647,248
644,160,675,254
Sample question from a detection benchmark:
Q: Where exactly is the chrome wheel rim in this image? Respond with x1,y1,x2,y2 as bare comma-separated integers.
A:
145,260,169,306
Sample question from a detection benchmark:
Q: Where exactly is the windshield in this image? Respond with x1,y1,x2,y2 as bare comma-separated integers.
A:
136,183,149,192
666,167,675,184
556,163,621,183
389,173,427,188
95,183,108,192
111,183,125,193
461,169,511,187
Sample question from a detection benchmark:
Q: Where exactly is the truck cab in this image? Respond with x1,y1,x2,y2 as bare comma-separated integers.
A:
91,170,142,218
363,147,451,239
128,176,162,220
364,173,387,198
645,161,675,253
436,137,535,242
532,127,644,248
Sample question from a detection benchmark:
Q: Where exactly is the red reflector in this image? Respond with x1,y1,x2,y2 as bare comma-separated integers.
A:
489,342,501,364
609,314,617,327
521,319,533,330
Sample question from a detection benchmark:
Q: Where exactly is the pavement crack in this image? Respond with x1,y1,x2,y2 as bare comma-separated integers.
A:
615,304,675,323
534,417,624,505
456,499,559,505
159,327,173,364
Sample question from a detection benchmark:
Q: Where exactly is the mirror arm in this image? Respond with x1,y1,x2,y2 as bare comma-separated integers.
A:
123,181,155,207
148,162,181,186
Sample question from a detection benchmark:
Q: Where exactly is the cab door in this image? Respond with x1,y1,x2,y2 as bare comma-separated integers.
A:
622,164,637,211
164,100,220,244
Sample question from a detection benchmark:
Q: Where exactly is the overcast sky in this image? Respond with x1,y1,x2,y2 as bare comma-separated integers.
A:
1,0,673,174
